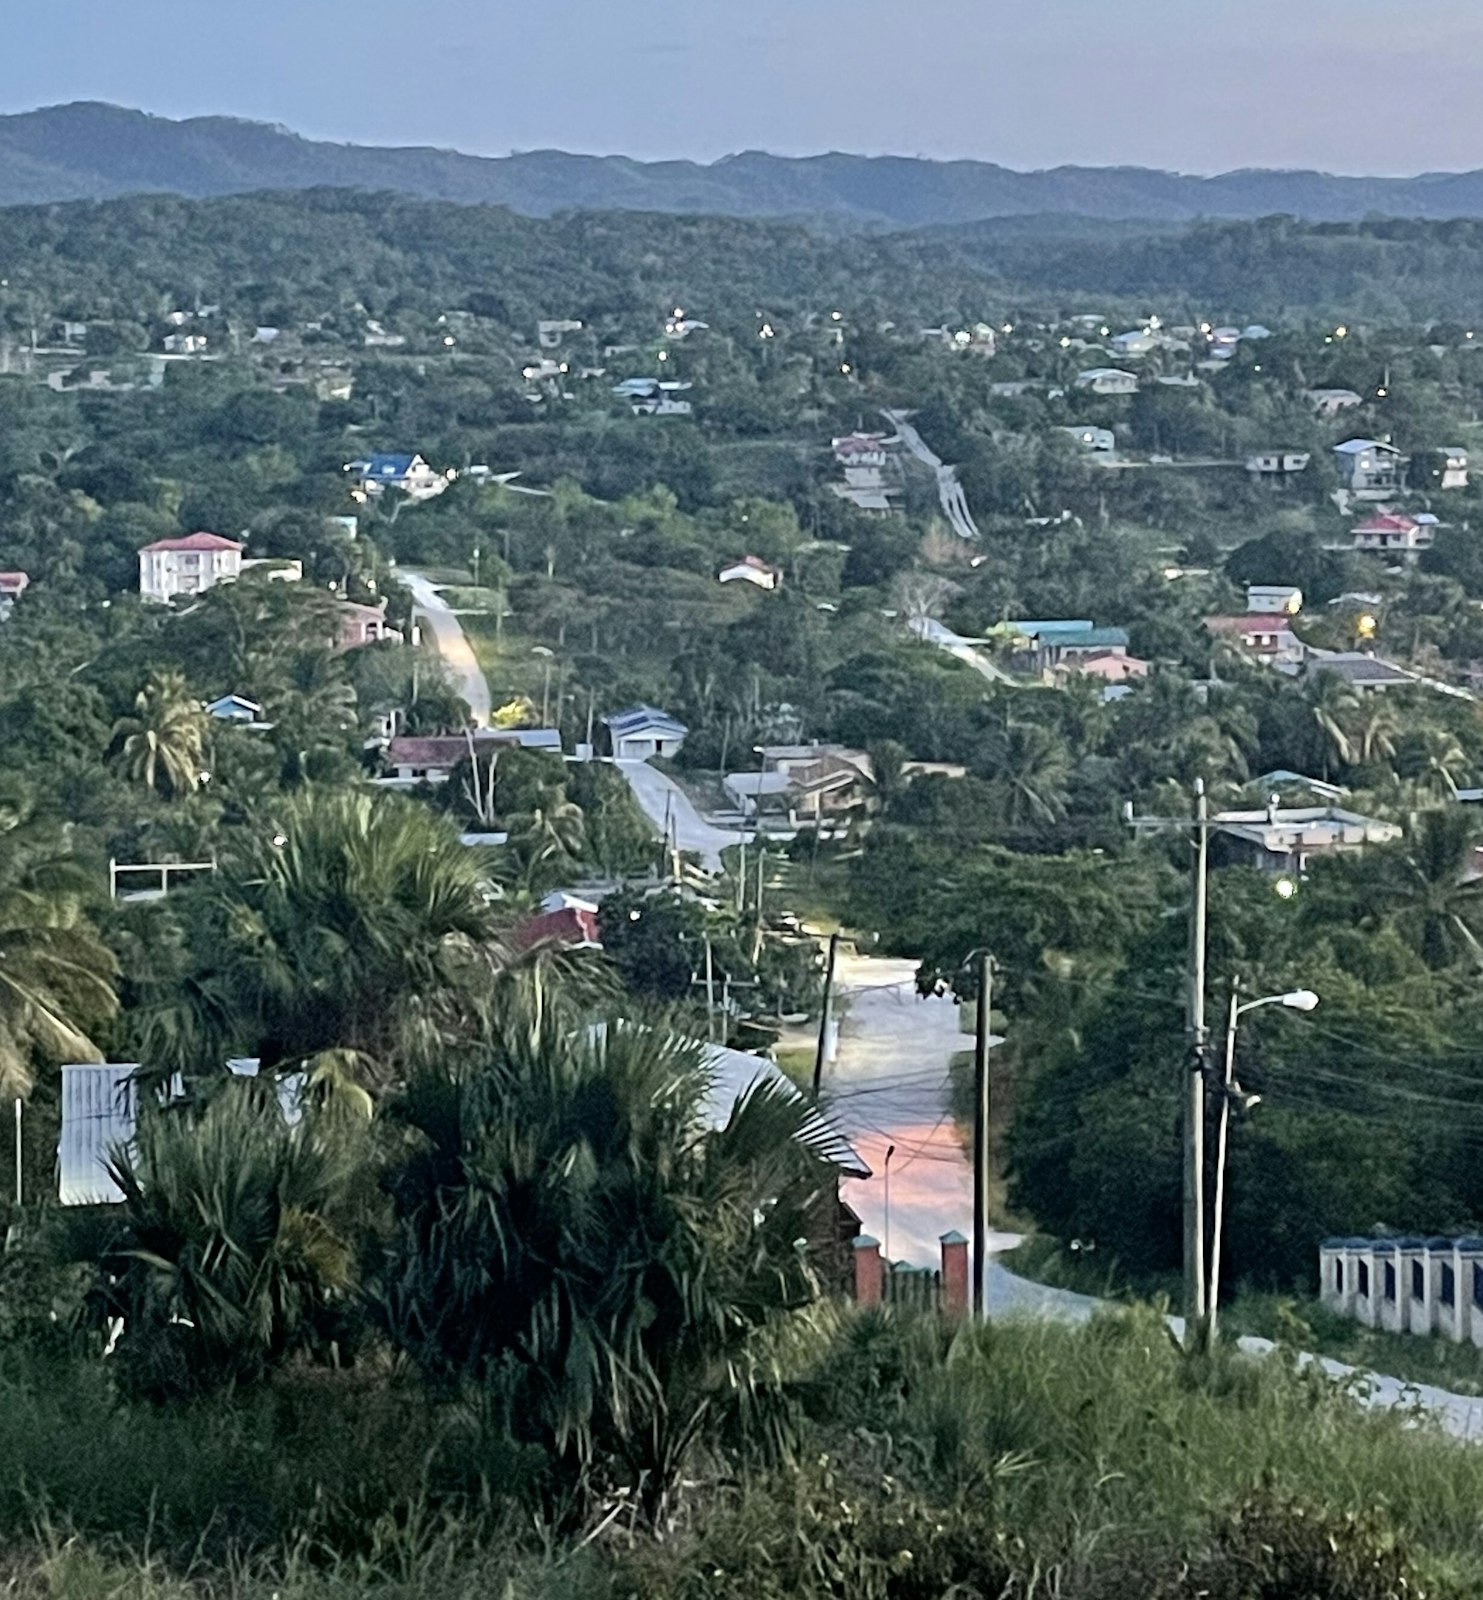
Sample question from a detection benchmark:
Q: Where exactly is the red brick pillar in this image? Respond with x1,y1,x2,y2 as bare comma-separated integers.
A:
853,1235,884,1304
940,1230,969,1318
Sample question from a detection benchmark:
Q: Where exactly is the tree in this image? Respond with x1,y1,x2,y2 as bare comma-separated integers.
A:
136,791,513,1089
66,1086,357,1399
0,778,118,1099
108,670,209,799
377,1013,835,1523
976,718,1072,828
1370,809,1483,968
1302,670,1359,781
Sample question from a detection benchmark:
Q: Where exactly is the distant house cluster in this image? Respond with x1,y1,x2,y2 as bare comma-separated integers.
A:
831,431,901,514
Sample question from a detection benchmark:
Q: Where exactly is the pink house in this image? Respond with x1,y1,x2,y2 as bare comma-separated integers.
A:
333,599,404,651
1071,650,1150,684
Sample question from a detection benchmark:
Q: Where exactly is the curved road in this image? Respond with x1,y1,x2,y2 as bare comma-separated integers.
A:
616,759,735,873
828,950,1483,1440
401,571,491,726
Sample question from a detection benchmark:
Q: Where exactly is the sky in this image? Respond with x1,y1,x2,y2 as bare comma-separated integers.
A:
8,0,1483,175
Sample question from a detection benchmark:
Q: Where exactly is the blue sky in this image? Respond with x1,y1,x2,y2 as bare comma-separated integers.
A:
8,0,1483,174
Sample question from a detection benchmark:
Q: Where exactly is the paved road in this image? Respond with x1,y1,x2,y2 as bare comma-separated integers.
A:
883,408,982,541
828,950,1483,1441
401,571,492,726
615,759,736,873
908,616,1013,684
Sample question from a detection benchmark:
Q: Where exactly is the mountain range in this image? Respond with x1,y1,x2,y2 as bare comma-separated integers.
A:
11,102,1483,224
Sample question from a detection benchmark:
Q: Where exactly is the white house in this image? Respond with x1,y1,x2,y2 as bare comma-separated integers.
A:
1212,805,1401,874
1351,511,1435,557
719,556,783,591
602,705,689,761
536,318,583,348
162,332,207,356
138,532,243,602
1306,388,1364,417
204,693,266,725
1426,448,1470,491
1110,330,1159,358
345,453,451,500
1204,612,1304,667
1334,439,1404,496
1061,425,1115,453
1247,584,1303,616
1245,450,1311,478
0,571,28,620
1075,367,1139,396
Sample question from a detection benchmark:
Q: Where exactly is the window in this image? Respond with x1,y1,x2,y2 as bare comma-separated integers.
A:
1358,1261,1370,1297
1472,1263,1483,1311
1384,1262,1396,1302
1333,1259,1344,1293
1413,1260,1425,1301
1442,1264,1456,1307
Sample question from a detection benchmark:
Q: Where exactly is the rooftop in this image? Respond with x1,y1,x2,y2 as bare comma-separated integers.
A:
139,531,243,554
602,704,688,737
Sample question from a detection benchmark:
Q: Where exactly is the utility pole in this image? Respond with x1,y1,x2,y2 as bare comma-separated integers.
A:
1185,778,1210,1335
973,950,994,1318
704,935,717,1043
812,931,841,1097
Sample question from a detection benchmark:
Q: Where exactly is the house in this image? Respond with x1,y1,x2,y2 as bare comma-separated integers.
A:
161,332,207,356
664,315,709,339
362,321,407,349
138,532,243,602
204,694,267,726
1247,584,1303,616
1421,448,1470,491
1001,621,1132,673
601,705,689,761
725,745,876,826
1319,1235,1483,1344
1203,613,1304,667
612,378,693,415
1211,805,1401,875
1306,387,1364,417
0,571,28,620
512,903,602,953
832,432,892,467
1351,510,1434,557
1061,425,1115,453
1301,651,1417,692
536,318,583,348
333,599,404,651
1334,438,1403,496
1245,450,1311,478
989,380,1040,398
345,453,451,500
1110,329,1159,358
1074,367,1139,396
382,728,563,784
1061,650,1150,685
719,556,783,591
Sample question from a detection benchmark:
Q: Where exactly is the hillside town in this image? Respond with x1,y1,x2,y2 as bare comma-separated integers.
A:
3,122,1483,1593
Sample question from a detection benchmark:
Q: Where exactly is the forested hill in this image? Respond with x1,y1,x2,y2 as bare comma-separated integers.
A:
13,101,1483,223
13,191,1483,325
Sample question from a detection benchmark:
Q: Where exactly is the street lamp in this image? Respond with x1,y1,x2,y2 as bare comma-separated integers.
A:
883,1143,897,1262
1206,983,1318,1339
530,645,554,726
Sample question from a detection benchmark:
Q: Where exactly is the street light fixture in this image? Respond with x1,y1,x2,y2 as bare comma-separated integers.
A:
1206,984,1318,1340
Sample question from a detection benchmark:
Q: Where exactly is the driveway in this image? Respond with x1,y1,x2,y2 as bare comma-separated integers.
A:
400,571,492,726
614,759,736,873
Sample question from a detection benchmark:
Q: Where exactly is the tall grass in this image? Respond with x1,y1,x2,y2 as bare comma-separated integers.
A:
0,1307,1480,1595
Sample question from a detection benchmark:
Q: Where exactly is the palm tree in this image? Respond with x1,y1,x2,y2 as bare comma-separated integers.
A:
0,778,118,1099
1349,700,1400,769
979,719,1072,828
65,1087,356,1399
136,790,515,1090
1373,808,1483,968
109,670,209,799
508,797,587,890
378,1013,836,1524
1303,670,1359,781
